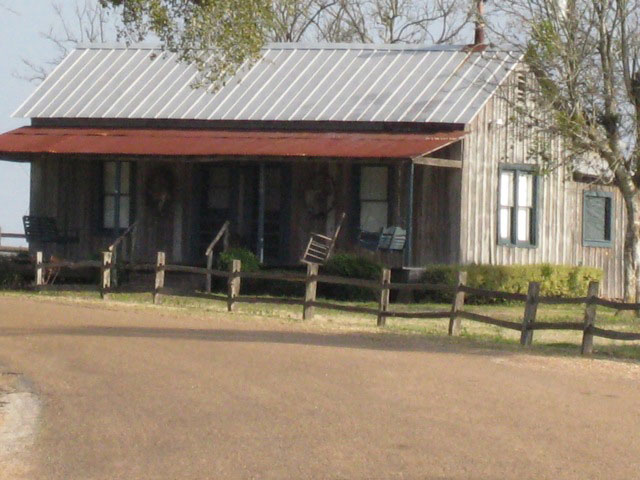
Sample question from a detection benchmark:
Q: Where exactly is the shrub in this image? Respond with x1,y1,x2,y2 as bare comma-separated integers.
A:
216,247,260,273
419,264,602,303
0,256,27,289
319,253,382,301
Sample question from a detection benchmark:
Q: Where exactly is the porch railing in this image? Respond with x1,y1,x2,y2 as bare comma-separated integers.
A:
108,220,139,285
0,227,28,254
204,220,230,293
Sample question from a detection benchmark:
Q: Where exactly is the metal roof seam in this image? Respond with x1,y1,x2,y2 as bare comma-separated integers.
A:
48,49,118,117
313,49,380,120
180,56,253,119
385,51,457,122
205,49,284,119
428,54,494,123
122,52,182,118
450,54,511,124
75,49,144,118
355,50,423,122
419,53,484,123
101,50,170,117
131,55,188,118
87,49,154,118
335,49,406,122
20,49,92,118
266,49,338,120
65,49,131,117
13,50,84,118
298,49,367,121
285,49,351,121
259,49,335,120
235,49,313,120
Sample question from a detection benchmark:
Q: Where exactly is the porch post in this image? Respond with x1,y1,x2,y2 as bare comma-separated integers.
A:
404,161,414,267
257,162,266,263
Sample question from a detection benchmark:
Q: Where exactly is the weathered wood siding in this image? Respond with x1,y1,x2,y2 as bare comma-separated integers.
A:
29,159,197,265
460,78,625,298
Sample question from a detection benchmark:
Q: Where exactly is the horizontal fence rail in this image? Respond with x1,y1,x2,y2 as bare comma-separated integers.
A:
31,250,640,356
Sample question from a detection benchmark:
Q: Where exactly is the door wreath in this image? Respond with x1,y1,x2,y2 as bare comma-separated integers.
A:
145,166,176,215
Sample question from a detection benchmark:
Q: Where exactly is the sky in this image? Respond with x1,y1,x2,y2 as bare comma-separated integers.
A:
0,1,66,245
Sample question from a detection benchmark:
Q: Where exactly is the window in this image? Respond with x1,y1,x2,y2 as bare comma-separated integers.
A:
359,166,389,233
103,161,133,230
498,166,538,247
583,191,613,247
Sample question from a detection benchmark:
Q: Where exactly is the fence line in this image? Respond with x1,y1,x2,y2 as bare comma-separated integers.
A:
33,251,640,356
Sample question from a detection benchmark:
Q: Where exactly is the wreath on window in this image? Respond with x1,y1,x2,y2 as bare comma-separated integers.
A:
304,171,335,218
145,166,176,215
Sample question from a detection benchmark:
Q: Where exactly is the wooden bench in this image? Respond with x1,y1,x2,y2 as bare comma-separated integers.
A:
23,216,79,244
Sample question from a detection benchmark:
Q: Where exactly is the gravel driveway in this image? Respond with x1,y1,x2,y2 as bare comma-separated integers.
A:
0,295,638,479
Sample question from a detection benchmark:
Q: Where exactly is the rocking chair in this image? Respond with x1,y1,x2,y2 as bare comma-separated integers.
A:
301,213,346,265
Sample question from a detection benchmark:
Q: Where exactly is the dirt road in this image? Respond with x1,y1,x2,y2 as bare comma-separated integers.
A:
0,295,638,479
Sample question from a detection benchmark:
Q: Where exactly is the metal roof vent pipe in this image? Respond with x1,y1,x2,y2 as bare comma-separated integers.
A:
474,0,487,46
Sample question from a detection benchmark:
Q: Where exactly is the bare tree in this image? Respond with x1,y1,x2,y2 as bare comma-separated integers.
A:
488,0,640,301
0,1,18,14
314,0,471,44
18,0,114,83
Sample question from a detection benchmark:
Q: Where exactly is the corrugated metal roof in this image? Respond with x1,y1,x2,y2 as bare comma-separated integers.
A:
13,43,519,125
0,127,465,159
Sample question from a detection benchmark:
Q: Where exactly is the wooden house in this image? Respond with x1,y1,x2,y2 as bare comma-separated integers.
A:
0,42,625,297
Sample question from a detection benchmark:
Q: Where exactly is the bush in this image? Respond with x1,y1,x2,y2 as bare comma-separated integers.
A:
0,256,27,289
319,253,382,301
418,264,603,303
216,247,260,273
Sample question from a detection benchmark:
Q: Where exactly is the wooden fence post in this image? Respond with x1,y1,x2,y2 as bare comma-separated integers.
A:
520,281,541,346
35,251,44,288
377,268,391,326
227,259,241,312
303,263,318,320
153,251,165,305
448,271,467,336
100,251,112,299
581,281,600,355
205,251,213,294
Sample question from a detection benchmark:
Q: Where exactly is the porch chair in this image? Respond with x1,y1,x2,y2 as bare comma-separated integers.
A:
301,212,346,265
22,216,79,244
377,226,407,251
357,226,407,252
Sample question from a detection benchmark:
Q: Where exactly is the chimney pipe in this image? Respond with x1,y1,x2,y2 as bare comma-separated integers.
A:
474,0,486,45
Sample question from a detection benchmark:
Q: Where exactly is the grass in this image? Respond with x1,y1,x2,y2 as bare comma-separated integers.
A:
1,285,639,361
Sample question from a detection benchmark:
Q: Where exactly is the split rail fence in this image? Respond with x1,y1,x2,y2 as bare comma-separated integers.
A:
34,251,640,356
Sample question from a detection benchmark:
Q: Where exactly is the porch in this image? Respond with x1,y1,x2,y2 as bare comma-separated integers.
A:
0,126,465,270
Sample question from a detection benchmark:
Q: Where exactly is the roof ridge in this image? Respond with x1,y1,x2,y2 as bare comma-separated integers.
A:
73,41,516,54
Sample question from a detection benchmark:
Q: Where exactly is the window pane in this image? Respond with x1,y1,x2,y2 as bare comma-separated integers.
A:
103,195,115,229
517,207,531,242
584,196,607,242
517,173,533,207
104,162,117,194
499,207,511,240
360,202,388,233
360,167,388,201
120,162,131,194
500,171,514,206
119,197,130,228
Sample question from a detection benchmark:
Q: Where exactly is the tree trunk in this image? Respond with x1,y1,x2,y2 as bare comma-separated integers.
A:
622,191,640,304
